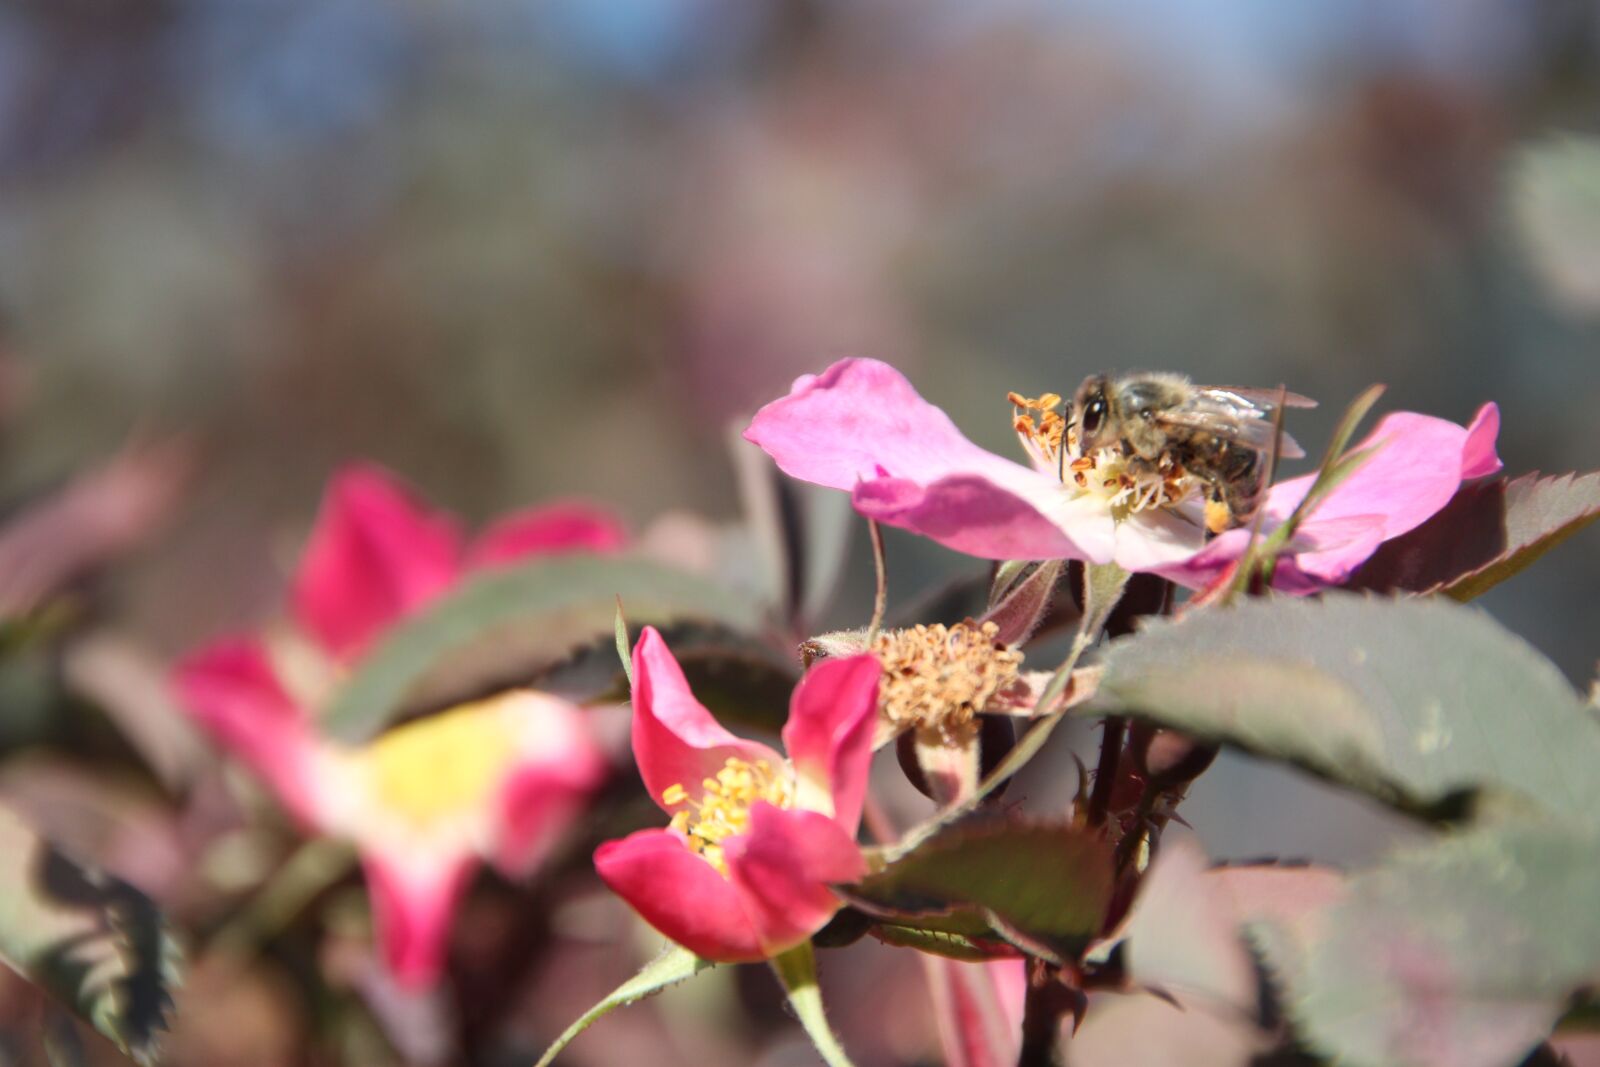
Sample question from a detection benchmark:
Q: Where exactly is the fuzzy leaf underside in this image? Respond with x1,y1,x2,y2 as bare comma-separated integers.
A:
322,554,764,741
1347,471,1600,600
1256,820,1600,1067
1086,594,1600,823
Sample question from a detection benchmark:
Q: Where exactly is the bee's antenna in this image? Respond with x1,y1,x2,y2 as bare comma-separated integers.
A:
1058,396,1072,482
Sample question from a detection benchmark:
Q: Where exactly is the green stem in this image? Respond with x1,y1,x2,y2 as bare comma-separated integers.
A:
205,837,354,965
771,941,856,1067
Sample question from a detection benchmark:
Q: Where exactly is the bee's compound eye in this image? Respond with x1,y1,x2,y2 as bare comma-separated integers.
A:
1082,398,1107,436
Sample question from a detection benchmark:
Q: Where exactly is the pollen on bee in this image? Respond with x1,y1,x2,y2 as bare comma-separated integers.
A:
1204,499,1232,534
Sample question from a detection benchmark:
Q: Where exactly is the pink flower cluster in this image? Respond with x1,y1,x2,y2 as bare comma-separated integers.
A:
175,465,620,986
173,356,1511,993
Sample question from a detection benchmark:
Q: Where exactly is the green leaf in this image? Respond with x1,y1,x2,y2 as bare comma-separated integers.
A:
532,944,716,1067
1086,594,1600,822
322,555,764,742
613,596,632,687
869,920,1016,962
0,805,180,1066
1509,136,1600,313
843,818,1115,963
1258,820,1600,1067
1348,471,1600,601
770,941,857,1067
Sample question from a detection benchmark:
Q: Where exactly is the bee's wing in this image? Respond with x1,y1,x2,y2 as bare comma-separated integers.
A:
1200,386,1318,409
1153,402,1307,460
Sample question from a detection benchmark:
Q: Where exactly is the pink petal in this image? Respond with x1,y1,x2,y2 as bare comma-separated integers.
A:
291,464,464,660
722,803,865,957
781,654,879,833
465,501,628,569
924,958,1022,1067
1168,513,1387,592
853,475,1116,562
1459,403,1503,480
363,851,475,989
1164,406,1501,592
594,828,765,962
631,627,782,813
491,699,608,874
1109,508,1209,573
171,638,320,824
748,359,1115,563
1266,516,1390,592
746,359,1035,492
1270,413,1469,532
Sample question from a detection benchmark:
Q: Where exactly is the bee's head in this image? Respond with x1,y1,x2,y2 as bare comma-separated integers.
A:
1072,375,1115,452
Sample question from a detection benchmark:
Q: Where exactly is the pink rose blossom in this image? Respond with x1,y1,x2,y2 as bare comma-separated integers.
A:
744,359,1501,591
174,463,619,987
594,627,878,962
1161,405,1501,592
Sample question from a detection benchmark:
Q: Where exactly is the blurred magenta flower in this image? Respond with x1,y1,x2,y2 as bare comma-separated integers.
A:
594,627,877,962
745,359,1500,591
174,463,617,987
292,462,627,659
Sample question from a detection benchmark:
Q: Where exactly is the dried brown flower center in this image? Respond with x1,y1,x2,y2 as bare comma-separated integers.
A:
872,620,1024,738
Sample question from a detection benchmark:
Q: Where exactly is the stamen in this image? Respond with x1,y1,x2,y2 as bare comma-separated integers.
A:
1006,388,1201,519
1010,392,1069,473
872,620,1025,741
662,757,792,875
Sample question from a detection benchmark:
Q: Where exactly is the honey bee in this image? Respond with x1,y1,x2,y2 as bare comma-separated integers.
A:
1071,372,1316,533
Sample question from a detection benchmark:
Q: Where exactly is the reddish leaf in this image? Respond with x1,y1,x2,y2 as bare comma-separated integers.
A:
1347,471,1600,600
979,561,1064,646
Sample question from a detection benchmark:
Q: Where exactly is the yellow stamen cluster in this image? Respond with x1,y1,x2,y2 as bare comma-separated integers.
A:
1009,390,1197,519
665,758,792,875
365,702,517,830
872,620,1024,740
